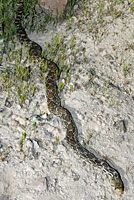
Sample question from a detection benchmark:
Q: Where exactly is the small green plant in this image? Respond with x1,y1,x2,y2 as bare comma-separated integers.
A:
123,64,129,77
30,85,36,97
88,133,92,140
81,0,87,10
130,0,134,11
32,120,37,130
20,132,26,151
96,3,104,13
107,93,117,106
102,79,110,92
70,35,76,49
87,133,92,145
56,136,59,143
69,83,75,91
58,81,64,92
104,195,106,200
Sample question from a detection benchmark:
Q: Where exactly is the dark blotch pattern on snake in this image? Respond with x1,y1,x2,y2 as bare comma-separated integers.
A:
15,0,124,193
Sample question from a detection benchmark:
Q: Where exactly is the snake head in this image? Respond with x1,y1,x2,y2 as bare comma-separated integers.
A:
111,175,124,194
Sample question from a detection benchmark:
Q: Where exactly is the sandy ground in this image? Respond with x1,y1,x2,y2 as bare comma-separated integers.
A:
0,1,134,200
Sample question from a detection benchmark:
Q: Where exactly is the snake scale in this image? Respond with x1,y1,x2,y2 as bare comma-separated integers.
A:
15,0,124,194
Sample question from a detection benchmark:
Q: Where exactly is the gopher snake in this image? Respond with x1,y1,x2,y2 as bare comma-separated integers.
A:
15,0,124,193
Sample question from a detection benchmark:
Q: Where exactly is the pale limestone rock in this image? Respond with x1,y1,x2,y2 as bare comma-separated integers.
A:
38,0,68,15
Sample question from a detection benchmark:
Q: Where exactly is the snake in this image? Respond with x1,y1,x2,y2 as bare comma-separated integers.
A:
15,0,124,194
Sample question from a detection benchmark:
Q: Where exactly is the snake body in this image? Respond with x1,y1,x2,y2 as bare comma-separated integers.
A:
15,0,124,193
